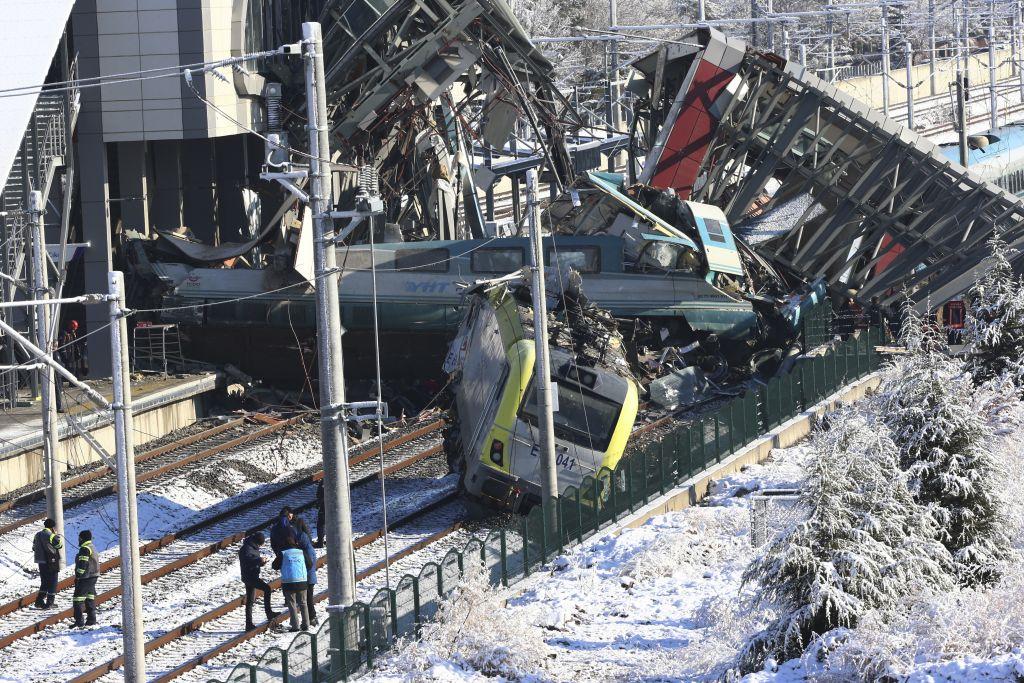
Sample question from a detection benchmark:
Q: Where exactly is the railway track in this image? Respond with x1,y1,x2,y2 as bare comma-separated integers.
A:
0,415,290,537
0,418,449,682
97,497,467,683
0,418,445,650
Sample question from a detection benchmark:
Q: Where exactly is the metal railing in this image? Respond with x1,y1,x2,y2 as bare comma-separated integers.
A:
0,56,79,407
993,168,1024,196
208,324,883,683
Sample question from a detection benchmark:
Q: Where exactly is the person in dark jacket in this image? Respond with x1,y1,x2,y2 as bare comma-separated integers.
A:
279,531,309,632
293,516,319,626
238,532,278,631
72,530,99,628
314,480,325,548
269,507,294,569
33,518,64,608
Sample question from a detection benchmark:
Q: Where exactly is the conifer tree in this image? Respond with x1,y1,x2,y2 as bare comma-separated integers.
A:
873,309,1009,585
739,411,952,672
963,233,1024,384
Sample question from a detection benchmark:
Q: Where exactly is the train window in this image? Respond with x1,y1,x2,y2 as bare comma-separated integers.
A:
703,219,728,244
394,248,450,272
544,246,600,274
519,380,621,452
637,240,702,274
471,248,525,273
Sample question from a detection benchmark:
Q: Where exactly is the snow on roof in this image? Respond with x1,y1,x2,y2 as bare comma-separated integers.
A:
0,0,75,190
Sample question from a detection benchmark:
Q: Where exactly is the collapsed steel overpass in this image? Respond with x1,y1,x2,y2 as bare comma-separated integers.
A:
633,29,1024,310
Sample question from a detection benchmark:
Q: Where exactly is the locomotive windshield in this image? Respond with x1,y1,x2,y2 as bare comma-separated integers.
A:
518,378,622,452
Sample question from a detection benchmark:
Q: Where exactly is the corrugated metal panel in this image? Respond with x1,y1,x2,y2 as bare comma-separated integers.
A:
0,0,74,189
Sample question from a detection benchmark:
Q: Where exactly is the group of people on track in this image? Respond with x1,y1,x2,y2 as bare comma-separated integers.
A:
239,500,323,632
31,478,326,634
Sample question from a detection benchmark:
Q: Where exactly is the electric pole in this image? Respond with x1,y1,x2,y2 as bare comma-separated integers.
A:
957,70,970,166
1019,0,1024,101
963,0,971,78
108,271,145,681
607,0,621,171
526,168,558,535
302,20,358,619
827,0,836,82
29,190,64,566
929,0,938,95
906,42,915,129
881,1,891,115
988,0,998,130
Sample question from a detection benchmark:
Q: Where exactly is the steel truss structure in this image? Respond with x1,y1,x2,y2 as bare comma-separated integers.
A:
638,29,1024,310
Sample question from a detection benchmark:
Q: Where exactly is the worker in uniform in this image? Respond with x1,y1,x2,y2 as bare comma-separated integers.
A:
58,320,83,378
72,529,99,628
32,518,64,608
238,532,278,631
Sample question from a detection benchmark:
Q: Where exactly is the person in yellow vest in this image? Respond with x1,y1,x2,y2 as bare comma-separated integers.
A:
32,518,64,608
72,529,99,628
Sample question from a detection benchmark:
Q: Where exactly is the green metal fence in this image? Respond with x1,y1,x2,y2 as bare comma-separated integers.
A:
208,327,881,683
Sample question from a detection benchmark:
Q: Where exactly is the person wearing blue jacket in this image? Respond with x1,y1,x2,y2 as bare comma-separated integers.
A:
279,531,309,632
293,516,319,626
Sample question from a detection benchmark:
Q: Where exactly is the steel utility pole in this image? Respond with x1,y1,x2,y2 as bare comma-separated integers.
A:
607,0,621,171
929,0,938,94
905,42,916,128
963,0,971,77
783,30,791,61
302,21,357,614
751,0,759,47
881,1,891,115
108,271,145,681
989,0,998,129
29,191,64,566
827,0,836,81
957,70,970,166
1019,0,1024,100
525,168,558,533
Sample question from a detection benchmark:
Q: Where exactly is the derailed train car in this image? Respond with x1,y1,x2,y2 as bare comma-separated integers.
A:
443,281,638,512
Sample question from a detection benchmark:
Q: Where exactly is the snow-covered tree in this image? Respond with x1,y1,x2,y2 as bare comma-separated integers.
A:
963,233,1024,384
738,410,952,672
873,310,1010,585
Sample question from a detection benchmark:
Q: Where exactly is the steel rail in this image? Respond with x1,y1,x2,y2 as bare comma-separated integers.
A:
69,493,463,683
0,418,251,535
0,418,444,646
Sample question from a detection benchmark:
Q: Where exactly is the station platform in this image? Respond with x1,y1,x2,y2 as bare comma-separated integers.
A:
0,372,222,497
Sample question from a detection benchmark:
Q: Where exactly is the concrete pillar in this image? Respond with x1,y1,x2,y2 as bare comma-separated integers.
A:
73,0,113,380
149,140,183,233
181,139,217,244
78,136,114,380
117,142,150,236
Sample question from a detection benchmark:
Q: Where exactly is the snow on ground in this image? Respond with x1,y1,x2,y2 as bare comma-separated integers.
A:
0,473,458,683
0,427,323,604
370,438,1024,682
368,446,809,682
